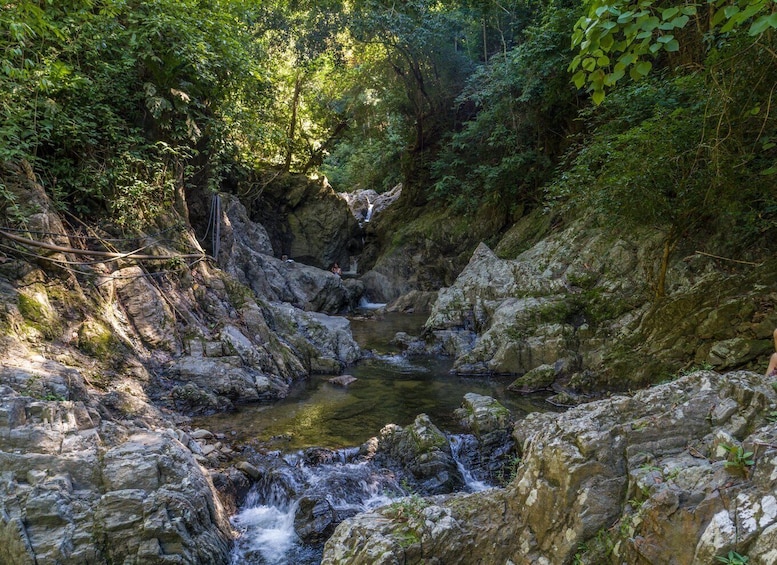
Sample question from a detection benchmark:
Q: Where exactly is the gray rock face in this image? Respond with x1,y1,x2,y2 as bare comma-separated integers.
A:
424,220,777,389
249,174,361,270
452,393,516,485
270,303,361,373
0,393,232,564
322,370,777,564
425,242,578,376
220,193,361,314
114,267,180,353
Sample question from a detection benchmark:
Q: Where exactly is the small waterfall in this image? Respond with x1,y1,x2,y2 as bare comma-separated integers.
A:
358,297,387,310
348,256,358,274
448,434,490,493
364,198,374,223
230,481,310,565
230,448,404,564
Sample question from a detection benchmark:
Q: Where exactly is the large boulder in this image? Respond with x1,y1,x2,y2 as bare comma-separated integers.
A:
219,193,361,314
322,370,777,564
269,303,361,373
0,392,232,564
373,414,464,495
356,198,509,304
453,393,516,484
249,173,362,270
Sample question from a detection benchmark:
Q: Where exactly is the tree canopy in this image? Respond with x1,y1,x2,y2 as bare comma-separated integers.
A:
0,0,774,287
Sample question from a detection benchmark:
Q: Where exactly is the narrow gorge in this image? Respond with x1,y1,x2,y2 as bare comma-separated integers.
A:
2,166,777,564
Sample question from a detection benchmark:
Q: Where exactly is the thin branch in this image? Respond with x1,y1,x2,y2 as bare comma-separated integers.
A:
0,229,208,261
687,250,763,266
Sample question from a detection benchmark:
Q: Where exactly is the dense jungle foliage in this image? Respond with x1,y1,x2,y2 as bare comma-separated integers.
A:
1,0,776,277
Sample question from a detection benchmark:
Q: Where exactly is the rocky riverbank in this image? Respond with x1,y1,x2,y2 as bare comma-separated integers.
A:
322,370,777,564
0,170,363,563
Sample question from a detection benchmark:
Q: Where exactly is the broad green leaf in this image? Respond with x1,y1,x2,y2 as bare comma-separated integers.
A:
657,34,675,43
635,60,652,76
750,12,777,35
572,70,587,88
582,57,597,71
711,8,727,26
724,5,740,18
749,15,771,35
664,39,680,51
592,89,606,105
662,7,679,20
669,15,690,28
642,16,660,31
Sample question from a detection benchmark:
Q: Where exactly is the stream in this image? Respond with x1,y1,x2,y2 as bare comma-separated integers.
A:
196,311,551,564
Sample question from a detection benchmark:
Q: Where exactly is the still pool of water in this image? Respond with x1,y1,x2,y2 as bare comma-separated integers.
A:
194,312,552,450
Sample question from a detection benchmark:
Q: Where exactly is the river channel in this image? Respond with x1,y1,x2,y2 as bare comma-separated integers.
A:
195,311,549,450
195,310,552,564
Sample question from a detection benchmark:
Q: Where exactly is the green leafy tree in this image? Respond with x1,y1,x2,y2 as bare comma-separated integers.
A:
0,0,271,226
432,1,581,214
569,0,777,103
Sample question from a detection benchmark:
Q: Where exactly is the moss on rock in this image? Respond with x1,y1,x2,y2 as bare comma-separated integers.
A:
77,319,118,359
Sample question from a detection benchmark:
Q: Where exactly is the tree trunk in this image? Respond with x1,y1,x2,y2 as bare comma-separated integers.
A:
284,72,302,172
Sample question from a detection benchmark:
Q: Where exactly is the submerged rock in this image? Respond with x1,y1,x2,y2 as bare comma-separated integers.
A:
328,375,357,387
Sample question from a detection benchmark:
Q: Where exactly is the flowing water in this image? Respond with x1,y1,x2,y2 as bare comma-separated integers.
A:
198,311,552,564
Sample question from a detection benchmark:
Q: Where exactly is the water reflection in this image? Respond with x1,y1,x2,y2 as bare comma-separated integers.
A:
195,312,551,450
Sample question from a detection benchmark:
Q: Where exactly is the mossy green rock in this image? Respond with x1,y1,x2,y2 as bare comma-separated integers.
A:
507,364,557,393
77,319,117,359
17,284,60,339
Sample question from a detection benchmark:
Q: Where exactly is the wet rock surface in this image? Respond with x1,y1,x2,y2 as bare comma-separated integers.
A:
0,171,370,564
372,414,465,495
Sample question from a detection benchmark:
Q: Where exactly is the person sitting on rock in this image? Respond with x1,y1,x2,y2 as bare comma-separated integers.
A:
767,328,777,377
331,263,342,276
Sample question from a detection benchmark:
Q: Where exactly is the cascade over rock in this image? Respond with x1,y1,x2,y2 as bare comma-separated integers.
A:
339,184,403,226
372,414,465,495
322,370,777,564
